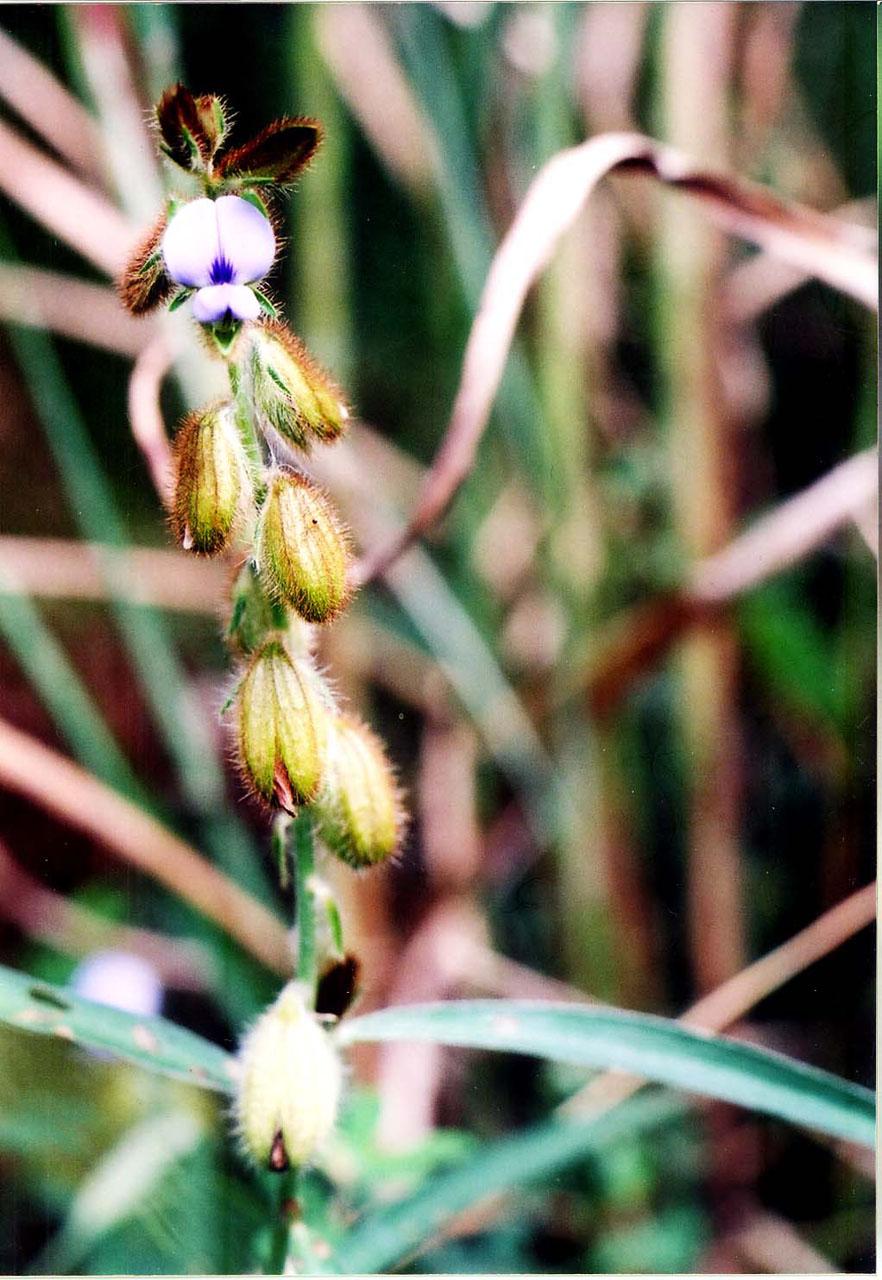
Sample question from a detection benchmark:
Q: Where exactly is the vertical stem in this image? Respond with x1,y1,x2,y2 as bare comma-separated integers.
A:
228,359,267,503
272,812,292,891
293,810,318,1003
267,1174,300,1275
658,2,745,995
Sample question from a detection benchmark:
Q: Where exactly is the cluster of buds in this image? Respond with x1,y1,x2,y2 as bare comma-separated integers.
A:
121,86,407,1170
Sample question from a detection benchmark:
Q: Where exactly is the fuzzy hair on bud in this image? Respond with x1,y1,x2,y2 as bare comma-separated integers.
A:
170,402,250,554
234,982,342,1171
119,214,173,316
248,321,349,450
256,470,352,624
193,93,229,160
155,83,212,171
236,639,331,811
216,116,323,186
315,716,406,868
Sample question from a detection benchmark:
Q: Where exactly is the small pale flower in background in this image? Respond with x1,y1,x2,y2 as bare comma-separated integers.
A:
162,194,275,323
71,950,163,1018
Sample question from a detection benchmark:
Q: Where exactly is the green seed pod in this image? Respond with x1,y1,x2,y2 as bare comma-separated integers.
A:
171,401,249,554
315,716,406,868
256,470,352,623
248,320,349,450
236,639,330,811
234,982,342,1172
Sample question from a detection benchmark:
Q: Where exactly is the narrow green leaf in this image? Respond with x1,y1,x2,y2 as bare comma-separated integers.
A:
331,1093,685,1275
336,1000,876,1148
168,287,194,313
0,964,236,1094
253,287,278,319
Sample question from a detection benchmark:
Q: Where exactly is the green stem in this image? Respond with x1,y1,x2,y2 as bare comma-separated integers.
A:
293,811,317,1002
272,812,292,891
266,1173,300,1274
228,359,268,503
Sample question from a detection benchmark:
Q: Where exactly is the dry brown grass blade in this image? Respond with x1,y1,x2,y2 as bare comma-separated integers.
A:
577,447,877,718
0,536,228,614
317,4,434,193
727,1208,837,1274
0,116,135,276
690,447,878,602
0,27,106,184
0,716,291,975
559,878,876,1120
0,837,212,992
0,264,150,356
355,131,877,584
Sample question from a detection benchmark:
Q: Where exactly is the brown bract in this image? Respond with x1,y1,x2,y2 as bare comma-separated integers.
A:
156,82,213,169
118,211,172,316
216,116,323,185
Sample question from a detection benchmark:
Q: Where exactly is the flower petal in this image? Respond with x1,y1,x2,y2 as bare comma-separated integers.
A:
215,194,275,284
162,198,219,287
192,283,261,324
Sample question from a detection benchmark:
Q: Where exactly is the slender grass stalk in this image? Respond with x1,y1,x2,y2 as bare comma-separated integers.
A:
391,4,557,499
658,4,746,993
288,5,354,389
0,575,144,804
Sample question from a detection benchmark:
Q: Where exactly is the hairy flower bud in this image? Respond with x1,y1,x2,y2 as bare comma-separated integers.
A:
234,982,342,1171
316,716,406,868
256,470,352,623
119,213,173,316
171,402,250,554
236,639,330,810
248,321,349,450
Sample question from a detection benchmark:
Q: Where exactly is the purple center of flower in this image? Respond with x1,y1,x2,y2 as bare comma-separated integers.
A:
210,254,236,285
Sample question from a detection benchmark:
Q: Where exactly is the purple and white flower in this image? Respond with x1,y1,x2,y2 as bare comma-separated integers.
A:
162,194,275,324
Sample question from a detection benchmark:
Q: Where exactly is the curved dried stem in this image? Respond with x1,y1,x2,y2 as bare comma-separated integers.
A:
128,337,176,506
0,716,291,976
354,131,877,585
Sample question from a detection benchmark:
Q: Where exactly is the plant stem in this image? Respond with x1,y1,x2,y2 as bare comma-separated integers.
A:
267,1173,300,1274
293,811,318,1003
272,812,292,891
228,359,267,503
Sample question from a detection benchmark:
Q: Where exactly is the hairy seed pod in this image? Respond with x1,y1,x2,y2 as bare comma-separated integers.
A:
316,716,406,868
171,402,249,554
236,639,330,811
234,982,342,1171
256,470,352,623
248,321,349,449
